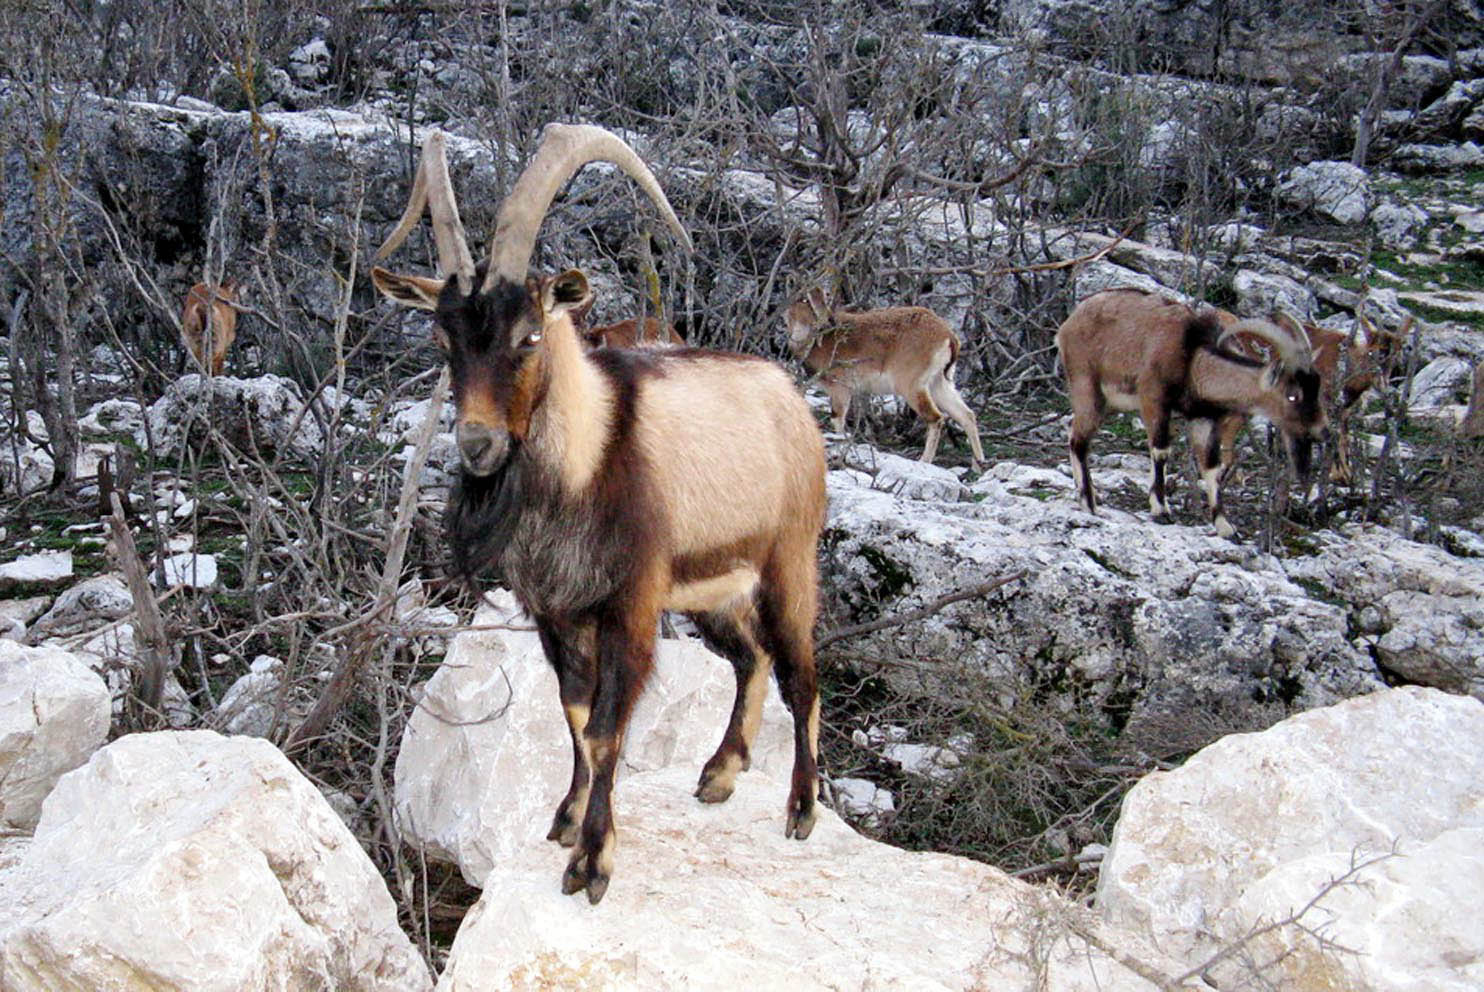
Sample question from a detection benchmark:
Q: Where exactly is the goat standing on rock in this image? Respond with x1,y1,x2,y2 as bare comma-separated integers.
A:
785,288,986,470
1056,289,1327,538
372,125,827,905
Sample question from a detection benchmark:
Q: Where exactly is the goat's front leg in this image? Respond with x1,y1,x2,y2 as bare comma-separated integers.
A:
561,596,659,905
1189,418,1236,539
537,619,597,847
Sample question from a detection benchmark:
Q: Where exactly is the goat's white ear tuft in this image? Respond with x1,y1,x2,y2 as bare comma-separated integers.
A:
372,267,445,311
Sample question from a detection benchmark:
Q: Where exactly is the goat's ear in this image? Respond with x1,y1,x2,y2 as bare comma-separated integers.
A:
372,267,445,311
542,269,592,319
1259,361,1283,392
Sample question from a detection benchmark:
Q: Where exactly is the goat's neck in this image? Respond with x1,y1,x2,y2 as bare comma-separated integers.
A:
527,315,614,495
1187,348,1265,410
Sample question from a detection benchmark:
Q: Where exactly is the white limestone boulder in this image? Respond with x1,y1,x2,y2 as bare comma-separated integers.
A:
438,764,1173,991
0,552,73,589
1410,356,1474,408
0,642,110,831
1097,687,1484,991
824,465,1382,750
1233,267,1315,319
28,573,133,639
1285,526,1484,699
77,398,144,437
139,374,325,461
394,591,795,886
1276,160,1370,225
0,730,432,992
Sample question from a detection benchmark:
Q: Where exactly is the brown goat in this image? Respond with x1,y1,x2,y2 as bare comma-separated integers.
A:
1057,288,1326,538
1217,314,1406,486
371,126,826,905
784,288,985,469
582,315,685,350
180,280,242,376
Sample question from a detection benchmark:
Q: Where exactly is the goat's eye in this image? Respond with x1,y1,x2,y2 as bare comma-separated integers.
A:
1288,392,1301,404
524,329,543,346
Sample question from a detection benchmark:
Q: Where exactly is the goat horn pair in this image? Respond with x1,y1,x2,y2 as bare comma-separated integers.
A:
374,131,477,295
1220,312,1314,372
378,124,694,297
486,123,693,292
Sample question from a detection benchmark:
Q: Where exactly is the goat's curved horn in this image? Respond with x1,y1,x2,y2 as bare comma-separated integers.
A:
1220,314,1314,372
484,123,694,294
375,131,477,295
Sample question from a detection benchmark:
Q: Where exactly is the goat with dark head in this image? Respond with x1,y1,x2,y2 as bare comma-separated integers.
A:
1057,289,1326,538
371,126,826,904
1215,312,1406,489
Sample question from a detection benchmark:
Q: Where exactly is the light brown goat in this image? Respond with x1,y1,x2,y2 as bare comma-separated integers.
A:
784,288,985,468
371,126,826,905
180,279,242,376
1057,289,1326,538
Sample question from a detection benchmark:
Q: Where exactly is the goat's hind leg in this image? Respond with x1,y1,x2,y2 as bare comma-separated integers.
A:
931,376,985,469
907,385,947,465
1066,378,1103,514
691,601,773,804
537,619,597,848
757,552,820,841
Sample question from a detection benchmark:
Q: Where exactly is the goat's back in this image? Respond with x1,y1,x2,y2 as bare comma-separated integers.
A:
1056,289,1202,386
586,316,683,350
803,306,957,385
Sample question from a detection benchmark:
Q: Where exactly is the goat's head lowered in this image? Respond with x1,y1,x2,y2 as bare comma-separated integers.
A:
371,125,693,477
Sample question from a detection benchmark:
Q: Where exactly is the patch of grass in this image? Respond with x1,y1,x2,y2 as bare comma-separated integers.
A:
1281,533,1324,558
857,545,915,601
1370,248,1484,290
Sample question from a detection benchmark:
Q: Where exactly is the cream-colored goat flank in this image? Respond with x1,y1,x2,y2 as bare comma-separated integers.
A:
636,356,823,557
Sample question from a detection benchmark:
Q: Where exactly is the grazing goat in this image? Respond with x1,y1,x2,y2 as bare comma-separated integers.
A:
784,288,985,469
371,126,826,905
1217,313,1406,486
180,279,242,376
1056,288,1326,538
582,315,685,350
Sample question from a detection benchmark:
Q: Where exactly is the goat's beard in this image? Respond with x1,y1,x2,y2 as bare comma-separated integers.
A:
445,450,525,582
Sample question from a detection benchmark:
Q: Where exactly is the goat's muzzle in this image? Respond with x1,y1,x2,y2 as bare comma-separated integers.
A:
456,421,511,477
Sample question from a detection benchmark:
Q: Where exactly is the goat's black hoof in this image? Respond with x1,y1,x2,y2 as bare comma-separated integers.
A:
547,813,579,848
561,854,609,904
695,755,740,804
561,856,587,895
695,780,735,804
785,798,817,840
1151,512,1173,525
